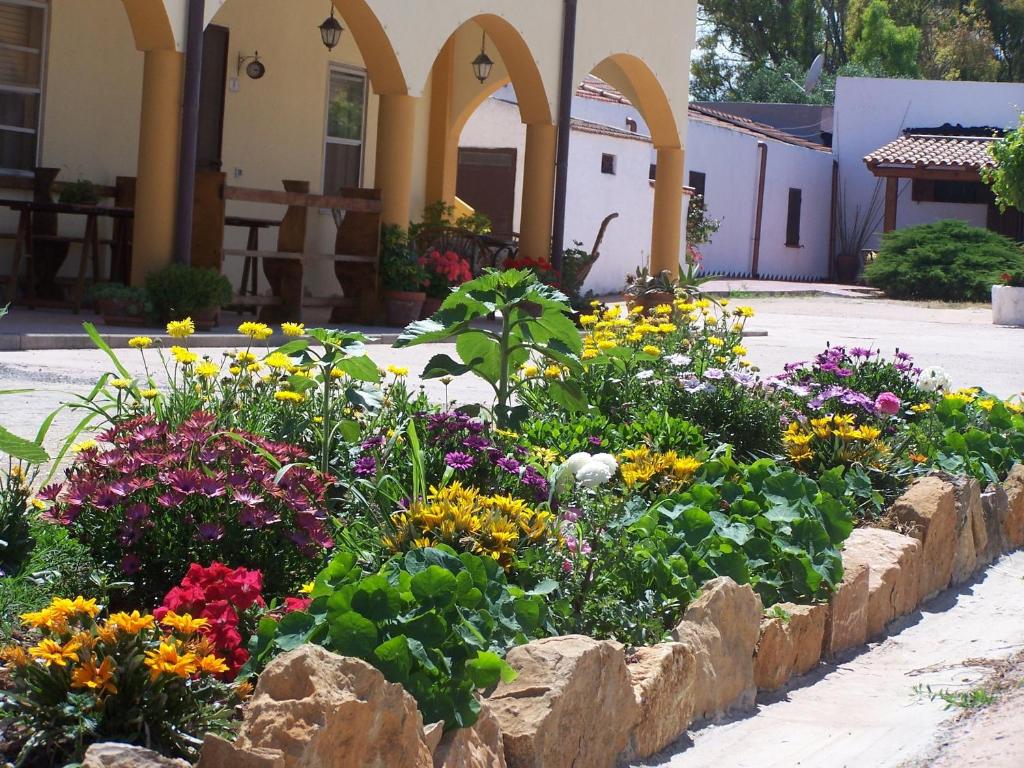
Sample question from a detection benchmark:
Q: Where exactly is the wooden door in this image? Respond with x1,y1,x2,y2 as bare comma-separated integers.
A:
197,25,229,171
987,203,1024,242
456,148,517,239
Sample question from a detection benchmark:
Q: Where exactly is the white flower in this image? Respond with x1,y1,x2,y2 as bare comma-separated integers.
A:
589,453,618,473
575,460,614,489
918,366,952,393
565,452,593,474
636,370,655,381
666,353,691,367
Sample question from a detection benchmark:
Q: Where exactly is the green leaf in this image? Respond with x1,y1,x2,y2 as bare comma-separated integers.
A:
328,611,379,658
0,425,48,464
351,574,402,621
466,651,515,688
411,566,458,606
456,330,502,385
374,635,413,680
401,611,448,646
336,354,381,382
421,353,480,379
275,611,316,651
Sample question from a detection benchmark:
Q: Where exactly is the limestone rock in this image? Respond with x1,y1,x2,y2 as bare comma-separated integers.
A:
622,642,697,760
198,735,284,768
824,556,869,656
424,722,446,755
979,483,1009,564
432,703,506,768
208,644,432,768
1002,464,1024,551
671,577,763,722
890,475,957,600
841,528,922,639
487,635,639,768
753,603,827,691
950,478,982,584
82,743,191,768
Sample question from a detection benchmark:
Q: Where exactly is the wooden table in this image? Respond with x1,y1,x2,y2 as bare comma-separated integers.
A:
1,198,134,313
225,215,279,308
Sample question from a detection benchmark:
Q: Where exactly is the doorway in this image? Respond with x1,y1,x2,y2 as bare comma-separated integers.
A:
456,147,517,239
197,24,229,171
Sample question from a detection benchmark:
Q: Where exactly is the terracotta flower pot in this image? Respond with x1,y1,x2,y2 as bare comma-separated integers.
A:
191,306,220,331
96,297,150,328
383,290,426,327
420,296,444,320
625,291,675,313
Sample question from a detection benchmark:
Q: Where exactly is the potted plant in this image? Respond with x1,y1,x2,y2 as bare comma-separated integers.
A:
58,178,100,206
624,266,678,312
92,282,153,327
145,264,232,330
993,270,1024,327
419,248,472,318
381,225,427,326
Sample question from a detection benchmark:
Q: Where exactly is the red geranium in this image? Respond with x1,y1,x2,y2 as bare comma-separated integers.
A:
504,255,560,288
156,561,266,678
420,249,473,298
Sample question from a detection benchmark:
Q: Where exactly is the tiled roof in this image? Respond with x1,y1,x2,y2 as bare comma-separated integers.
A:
864,132,998,170
570,116,651,142
577,75,630,104
687,103,830,151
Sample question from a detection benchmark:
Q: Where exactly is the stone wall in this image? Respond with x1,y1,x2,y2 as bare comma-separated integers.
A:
89,467,1024,768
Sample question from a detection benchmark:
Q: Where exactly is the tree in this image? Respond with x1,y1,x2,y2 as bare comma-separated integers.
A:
982,114,1024,214
850,0,921,76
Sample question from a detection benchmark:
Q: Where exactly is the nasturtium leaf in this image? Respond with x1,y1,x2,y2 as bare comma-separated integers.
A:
400,611,447,646
274,611,316,651
466,651,515,688
374,635,413,680
328,611,378,658
351,574,402,621
411,566,458,606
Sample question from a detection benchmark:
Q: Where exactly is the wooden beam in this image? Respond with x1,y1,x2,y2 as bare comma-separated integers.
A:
866,165,983,183
223,185,383,213
884,177,899,233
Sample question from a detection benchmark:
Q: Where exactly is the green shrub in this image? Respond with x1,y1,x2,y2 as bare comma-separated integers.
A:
145,264,232,322
865,220,1024,301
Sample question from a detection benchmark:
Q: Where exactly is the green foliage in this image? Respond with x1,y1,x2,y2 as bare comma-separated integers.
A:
396,269,584,428
250,546,549,730
925,395,1024,484
687,195,721,246
145,264,232,323
380,224,427,292
521,412,705,458
89,282,152,319
57,178,100,205
864,220,1024,301
983,113,1024,214
0,464,33,578
851,0,921,76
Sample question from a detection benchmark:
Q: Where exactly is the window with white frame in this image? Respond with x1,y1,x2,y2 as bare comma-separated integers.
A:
323,66,366,193
0,0,46,174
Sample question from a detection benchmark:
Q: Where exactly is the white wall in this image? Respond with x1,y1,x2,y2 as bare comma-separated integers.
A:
833,77,1024,249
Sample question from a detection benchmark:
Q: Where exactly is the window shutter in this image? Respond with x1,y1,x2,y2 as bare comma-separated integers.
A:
786,188,802,246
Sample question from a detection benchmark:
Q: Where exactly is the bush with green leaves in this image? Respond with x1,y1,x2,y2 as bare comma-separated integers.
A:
145,264,232,322
248,546,552,731
918,393,1024,484
520,411,705,458
982,113,1024,214
864,220,1024,301
396,269,584,428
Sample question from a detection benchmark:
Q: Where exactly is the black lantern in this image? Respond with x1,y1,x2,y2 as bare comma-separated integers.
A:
472,32,493,84
319,5,344,51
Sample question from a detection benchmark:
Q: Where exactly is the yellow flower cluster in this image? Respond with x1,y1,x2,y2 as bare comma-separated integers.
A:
784,415,886,464
618,446,702,489
385,482,554,566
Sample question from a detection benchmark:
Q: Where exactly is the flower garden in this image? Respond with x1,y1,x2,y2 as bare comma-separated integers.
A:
1,269,1023,767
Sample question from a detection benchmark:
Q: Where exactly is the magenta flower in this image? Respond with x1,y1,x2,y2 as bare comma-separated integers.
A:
874,392,902,415
445,451,475,470
354,456,377,477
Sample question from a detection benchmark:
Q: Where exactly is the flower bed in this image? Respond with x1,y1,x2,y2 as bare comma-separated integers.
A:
1,270,1023,767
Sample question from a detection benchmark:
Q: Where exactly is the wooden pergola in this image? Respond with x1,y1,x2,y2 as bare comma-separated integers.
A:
863,131,998,233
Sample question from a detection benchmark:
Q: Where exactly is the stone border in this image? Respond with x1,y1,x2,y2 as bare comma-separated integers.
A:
86,465,1024,768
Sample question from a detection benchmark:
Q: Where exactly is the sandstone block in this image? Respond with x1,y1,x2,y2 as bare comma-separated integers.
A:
198,735,284,768
824,556,869,656
951,478,982,584
432,703,506,768
204,645,432,768
82,744,191,768
979,483,1009,564
487,635,639,768
890,475,957,600
622,642,697,760
753,602,827,691
671,577,763,722
841,528,922,639
1002,464,1024,551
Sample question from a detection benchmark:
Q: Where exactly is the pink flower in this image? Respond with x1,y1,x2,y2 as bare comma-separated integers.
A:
874,392,901,415
284,596,312,613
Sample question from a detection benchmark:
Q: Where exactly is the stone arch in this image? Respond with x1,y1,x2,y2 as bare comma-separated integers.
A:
587,53,681,149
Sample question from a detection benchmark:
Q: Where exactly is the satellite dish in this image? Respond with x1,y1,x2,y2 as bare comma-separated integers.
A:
803,53,825,94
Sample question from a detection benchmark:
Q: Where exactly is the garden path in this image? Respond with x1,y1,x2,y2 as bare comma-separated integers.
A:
638,550,1024,768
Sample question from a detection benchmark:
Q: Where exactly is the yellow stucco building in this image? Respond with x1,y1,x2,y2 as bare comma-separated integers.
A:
1,0,696,296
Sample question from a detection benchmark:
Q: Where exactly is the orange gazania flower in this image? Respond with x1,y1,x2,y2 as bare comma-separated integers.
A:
160,611,209,635
197,654,230,675
29,638,81,667
71,656,118,695
107,610,156,634
144,642,198,681
908,451,928,464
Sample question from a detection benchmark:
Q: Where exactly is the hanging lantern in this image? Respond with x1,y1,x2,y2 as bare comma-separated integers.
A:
319,5,344,51
472,32,493,84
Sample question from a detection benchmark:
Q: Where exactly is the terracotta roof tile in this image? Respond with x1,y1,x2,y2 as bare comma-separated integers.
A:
864,133,998,170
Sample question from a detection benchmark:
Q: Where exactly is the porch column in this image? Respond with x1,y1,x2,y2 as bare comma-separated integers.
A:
132,48,185,285
425,41,457,206
518,123,557,261
884,176,899,233
650,146,684,278
376,93,418,226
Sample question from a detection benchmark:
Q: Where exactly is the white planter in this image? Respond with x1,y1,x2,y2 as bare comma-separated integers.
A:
992,284,1024,327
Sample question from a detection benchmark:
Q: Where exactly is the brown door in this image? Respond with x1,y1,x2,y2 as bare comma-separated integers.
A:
987,203,1024,241
197,25,229,171
456,147,517,239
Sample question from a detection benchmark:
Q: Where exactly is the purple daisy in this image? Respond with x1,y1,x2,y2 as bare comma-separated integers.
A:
354,456,377,477
445,451,475,470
